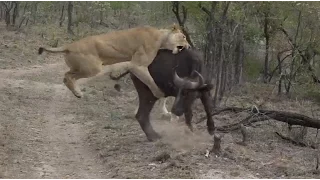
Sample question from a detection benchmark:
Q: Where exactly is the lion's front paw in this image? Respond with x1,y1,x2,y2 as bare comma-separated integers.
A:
71,88,83,98
73,91,83,98
110,71,121,78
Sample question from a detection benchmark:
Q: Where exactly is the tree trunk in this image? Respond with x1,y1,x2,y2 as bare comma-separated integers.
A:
99,10,103,25
0,5,3,20
59,4,65,27
234,39,241,85
22,2,28,15
234,26,244,85
18,17,26,28
12,2,19,26
263,12,270,83
67,1,74,35
238,40,244,84
18,3,28,29
213,2,230,106
25,17,29,26
199,2,217,81
32,2,38,24
2,2,13,26
5,10,10,26
219,57,227,102
171,1,194,48
277,52,283,95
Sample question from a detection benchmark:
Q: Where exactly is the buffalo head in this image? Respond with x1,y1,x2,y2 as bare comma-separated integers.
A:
171,68,213,116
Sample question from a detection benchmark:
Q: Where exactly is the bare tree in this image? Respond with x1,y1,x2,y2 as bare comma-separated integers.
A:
0,4,3,20
171,1,194,48
198,2,244,106
1,1,15,26
234,26,245,85
212,2,230,105
17,2,29,28
12,1,18,26
31,2,38,24
263,10,270,83
67,1,74,35
59,3,65,27
199,1,217,81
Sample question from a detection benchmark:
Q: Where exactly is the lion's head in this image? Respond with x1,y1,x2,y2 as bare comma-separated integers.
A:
162,24,190,54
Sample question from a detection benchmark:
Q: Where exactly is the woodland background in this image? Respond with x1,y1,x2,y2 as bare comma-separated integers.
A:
1,1,320,106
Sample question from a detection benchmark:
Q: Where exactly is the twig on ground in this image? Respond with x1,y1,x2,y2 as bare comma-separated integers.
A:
216,114,255,132
275,131,309,147
205,149,210,158
239,124,247,145
316,152,319,170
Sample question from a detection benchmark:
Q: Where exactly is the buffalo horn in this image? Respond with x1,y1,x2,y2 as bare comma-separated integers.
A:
173,70,186,88
173,70,205,89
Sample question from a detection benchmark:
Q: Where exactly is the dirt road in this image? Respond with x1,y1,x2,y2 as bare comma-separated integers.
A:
0,61,109,178
0,55,219,178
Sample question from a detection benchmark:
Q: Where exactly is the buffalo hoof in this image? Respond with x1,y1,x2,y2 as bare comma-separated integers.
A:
161,112,171,119
208,127,216,135
147,134,161,142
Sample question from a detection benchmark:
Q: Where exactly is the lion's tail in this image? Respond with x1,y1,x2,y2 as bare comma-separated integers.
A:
38,46,68,55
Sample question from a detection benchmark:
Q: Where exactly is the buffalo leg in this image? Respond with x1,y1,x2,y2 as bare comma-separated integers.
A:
183,96,196,132
131,74,160,141
184,108,193,132
200,91,215,135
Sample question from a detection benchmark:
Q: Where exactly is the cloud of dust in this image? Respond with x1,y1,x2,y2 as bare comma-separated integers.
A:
153,119,213,152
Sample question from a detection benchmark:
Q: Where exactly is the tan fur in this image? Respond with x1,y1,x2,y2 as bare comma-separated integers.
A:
38,24,190,98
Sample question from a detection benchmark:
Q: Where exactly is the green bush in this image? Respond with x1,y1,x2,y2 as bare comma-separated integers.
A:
303,88,320,105
244,54,263,81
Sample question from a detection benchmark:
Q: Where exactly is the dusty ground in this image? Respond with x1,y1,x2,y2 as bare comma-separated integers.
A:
0,22,320,178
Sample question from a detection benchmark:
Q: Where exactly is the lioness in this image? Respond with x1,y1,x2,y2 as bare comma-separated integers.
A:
38,24,190,98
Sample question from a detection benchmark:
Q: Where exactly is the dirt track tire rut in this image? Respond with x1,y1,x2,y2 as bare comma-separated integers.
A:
0,63,107,178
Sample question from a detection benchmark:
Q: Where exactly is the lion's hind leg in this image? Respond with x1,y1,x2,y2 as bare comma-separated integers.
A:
63,71,85,98
130,47,164,99
63,54,102,98
130,65,164,98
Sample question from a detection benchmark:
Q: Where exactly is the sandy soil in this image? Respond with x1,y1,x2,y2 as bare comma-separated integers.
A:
0,23,320,178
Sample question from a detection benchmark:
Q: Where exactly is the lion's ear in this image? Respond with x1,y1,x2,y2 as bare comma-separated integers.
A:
171,23,181,32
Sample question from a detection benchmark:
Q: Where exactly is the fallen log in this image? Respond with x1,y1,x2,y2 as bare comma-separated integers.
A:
197,106,320,130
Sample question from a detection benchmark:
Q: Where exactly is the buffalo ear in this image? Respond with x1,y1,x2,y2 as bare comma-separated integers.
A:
199,84,214,92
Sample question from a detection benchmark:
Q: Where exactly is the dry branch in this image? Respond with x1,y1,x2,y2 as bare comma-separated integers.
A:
275,131,308,147
316,152,319,170
171,1,194,48
239,124,247,145
197,107,320,131
280,27,320,84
